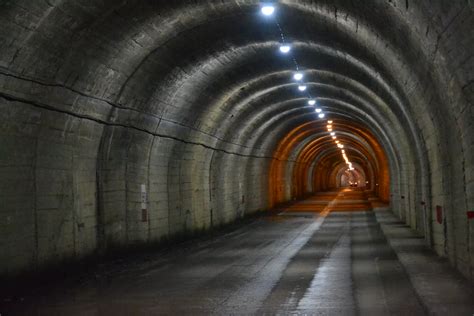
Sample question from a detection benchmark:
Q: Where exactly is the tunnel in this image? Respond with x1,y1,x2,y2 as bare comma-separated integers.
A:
0,0,473,314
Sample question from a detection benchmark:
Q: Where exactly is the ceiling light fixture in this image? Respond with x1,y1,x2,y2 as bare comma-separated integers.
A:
293,73,303,81
261,5,275,16
279,45,291,53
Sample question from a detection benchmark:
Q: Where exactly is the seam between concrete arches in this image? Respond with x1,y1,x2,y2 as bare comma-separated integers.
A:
0,68,138,112
0,93,302,163
0,69,257,151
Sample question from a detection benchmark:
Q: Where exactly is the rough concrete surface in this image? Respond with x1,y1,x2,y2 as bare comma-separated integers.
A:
0,0,473,307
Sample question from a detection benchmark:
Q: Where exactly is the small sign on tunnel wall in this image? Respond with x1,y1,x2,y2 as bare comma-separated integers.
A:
436,205,443,224
467,211,474,220
141,184,148,222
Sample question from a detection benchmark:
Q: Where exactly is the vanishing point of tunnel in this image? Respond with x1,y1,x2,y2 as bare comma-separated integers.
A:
0,1,473,315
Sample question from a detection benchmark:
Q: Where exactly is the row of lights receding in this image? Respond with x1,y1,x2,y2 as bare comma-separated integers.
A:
261,4,325,119
326,121,354,171
262,5,352,169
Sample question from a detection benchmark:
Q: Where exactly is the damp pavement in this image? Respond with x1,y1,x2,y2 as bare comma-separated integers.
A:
2,189,474,315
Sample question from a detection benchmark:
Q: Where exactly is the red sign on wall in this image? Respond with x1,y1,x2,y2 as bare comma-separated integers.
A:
436,205,443,224
467,211,474,219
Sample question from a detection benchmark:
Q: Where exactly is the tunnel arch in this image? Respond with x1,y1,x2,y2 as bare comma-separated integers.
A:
269,117,390,206
335,162,368,188
0,0,472,282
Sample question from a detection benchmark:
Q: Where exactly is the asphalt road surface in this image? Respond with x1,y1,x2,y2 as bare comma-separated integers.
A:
2,189,474,315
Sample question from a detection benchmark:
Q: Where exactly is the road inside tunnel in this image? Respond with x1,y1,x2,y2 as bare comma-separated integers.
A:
3,189,473,315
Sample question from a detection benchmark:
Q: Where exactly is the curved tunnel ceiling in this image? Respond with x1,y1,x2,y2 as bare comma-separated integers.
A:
269,119,390,206
0,0,473,279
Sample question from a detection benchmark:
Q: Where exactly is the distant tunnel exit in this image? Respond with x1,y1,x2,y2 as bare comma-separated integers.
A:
337,163,367,188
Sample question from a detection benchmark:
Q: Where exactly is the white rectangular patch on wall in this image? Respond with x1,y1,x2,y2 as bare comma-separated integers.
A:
141,184,147,209
141,184,148,222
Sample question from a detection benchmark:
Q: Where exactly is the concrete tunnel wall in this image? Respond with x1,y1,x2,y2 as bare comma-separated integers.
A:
0,0,473,281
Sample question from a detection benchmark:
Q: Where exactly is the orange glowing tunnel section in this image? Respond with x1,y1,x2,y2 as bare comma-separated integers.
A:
269,119,390,209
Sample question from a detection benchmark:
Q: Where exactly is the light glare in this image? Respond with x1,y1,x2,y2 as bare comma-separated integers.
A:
330,132,335,136
318,113,325,118
293,73,303,81
279,45,291,53
298,85,307,91
261,6,275,15
308,100,316,106
315,108,322,113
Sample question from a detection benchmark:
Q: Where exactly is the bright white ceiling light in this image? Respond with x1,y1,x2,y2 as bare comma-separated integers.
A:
261,5,275,16
298,85,307,91
308,100,316,106
330,132,335,136
315,108,322,113
318,113,325,118
293,73,303,81
328,120,333,124
332,136,337,139
279,45,291,53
